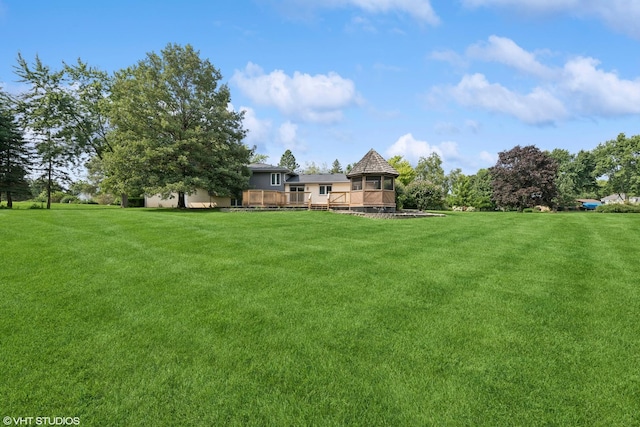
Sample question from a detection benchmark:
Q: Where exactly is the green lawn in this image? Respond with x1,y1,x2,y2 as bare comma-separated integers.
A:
1,206,639,426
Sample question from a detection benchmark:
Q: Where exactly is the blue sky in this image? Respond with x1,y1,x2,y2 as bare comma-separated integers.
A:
1,0,640,174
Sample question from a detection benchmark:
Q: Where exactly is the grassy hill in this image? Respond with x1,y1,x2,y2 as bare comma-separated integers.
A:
1,206,638,425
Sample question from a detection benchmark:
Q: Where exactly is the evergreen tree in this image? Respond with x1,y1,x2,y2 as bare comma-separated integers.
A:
330,159,343,174
15,54,73,209
0,99,32,207
279,149,299,172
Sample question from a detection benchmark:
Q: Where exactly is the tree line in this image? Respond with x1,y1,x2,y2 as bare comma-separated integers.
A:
1,43,251,209
1,43,639,210
388,137,639,211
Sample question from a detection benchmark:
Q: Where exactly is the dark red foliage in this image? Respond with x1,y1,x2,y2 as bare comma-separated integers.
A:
490,145,558,211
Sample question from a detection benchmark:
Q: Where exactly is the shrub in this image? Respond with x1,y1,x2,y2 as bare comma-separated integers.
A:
35,190,66,203
60,195,80,204
96,194,115,205
394,182,407,210
596,203,640,213
405,181,446,210
127,197,145,208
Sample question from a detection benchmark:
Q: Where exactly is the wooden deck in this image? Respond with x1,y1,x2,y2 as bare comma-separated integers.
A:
242,189,395,210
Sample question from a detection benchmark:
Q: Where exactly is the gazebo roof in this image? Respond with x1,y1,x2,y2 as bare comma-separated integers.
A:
347,149,399,177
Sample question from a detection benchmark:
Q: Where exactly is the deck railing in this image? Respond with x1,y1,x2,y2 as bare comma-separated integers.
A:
242,189,395,208
243,190,310,207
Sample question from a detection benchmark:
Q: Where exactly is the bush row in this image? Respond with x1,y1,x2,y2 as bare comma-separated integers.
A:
596,203,640,213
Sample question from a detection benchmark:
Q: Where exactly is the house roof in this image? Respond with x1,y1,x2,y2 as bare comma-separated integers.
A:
577,199,601,204
287,174,349,184
601,193,625,202
248,163,295,174
346,149,399,177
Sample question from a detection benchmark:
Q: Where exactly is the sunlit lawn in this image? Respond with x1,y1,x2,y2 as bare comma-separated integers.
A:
1,206,639,425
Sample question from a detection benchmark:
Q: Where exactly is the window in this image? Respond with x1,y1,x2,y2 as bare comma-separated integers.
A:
384,176,394,190
270,173,281,186
319,185,332,195
351,177,363,191
365,176,381,190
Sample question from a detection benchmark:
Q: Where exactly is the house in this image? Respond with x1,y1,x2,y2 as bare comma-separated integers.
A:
601,193,640,204
145,188,232,208
242,149,399,212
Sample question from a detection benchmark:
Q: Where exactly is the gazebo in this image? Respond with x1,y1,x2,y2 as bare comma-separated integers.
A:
346,149,399,212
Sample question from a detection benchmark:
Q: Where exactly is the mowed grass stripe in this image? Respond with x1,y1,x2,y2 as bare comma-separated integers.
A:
1,208,639,425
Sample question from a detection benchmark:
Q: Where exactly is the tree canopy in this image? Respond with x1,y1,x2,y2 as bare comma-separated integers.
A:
105,43,251,208
593,133,640,201
330,159,343,174
14,54,73,208
387,155,416,186
490,145,558,211
279,149,299,172
415,152,446,190
0,96,32,207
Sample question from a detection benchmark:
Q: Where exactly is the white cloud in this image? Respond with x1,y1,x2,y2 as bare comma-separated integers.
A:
479,150,497,165
278,121,297,146
431,35,640,123
310,0,439,24
434,122,459,134
462,0,578,13
465,120,482,133
386,133,461,164
239,106,272,146
386,133,440,163
591,1,640,38
429,49,468,69
344,0,439,24
561,56,640,116
461,0,640,38
438,141,460,159
347,16,377,32
232,62,360,124
466,35,556,79
446,73,567,125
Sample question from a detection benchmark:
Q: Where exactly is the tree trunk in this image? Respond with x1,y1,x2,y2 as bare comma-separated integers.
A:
178,191,186,209
46,158,52,210
121,193,128,208
7,191,13,209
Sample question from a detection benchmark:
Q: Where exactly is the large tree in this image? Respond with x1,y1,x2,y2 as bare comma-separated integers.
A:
548,148,599,207
330,159,343,174
415,152,446,190
387,155,416,186
469,168,495,210
15,54,73,209
0,97,32,207
490,145,558,211
279,149,299,172
106,43,252,208
593,133,640,200
59,59,114,163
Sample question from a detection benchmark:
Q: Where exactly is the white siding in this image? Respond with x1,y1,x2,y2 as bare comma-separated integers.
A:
145,188,231,208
